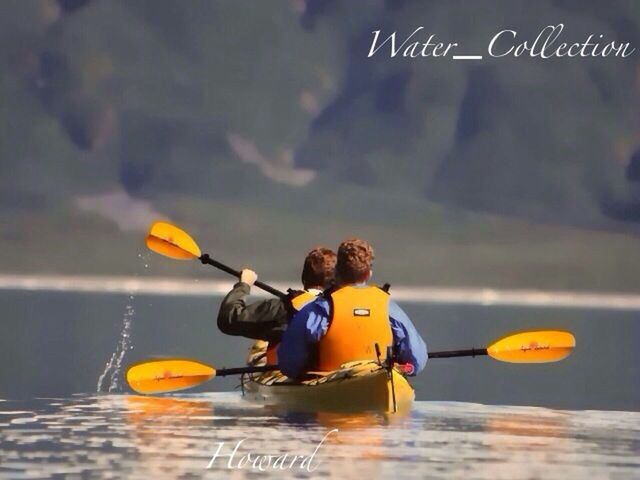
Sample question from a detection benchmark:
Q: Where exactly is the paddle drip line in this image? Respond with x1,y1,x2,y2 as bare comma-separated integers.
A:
97,299,135,393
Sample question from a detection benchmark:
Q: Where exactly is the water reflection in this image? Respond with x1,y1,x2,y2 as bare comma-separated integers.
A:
126,395,215,421
125,396,217,478
0,395,638,479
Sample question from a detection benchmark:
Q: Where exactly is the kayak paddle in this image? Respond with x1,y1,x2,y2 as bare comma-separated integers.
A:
126,358,280,395
428,329,575,363
145,221,286,298
126,329,575,395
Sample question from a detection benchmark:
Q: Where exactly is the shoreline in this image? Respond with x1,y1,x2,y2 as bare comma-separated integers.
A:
2,273,640,310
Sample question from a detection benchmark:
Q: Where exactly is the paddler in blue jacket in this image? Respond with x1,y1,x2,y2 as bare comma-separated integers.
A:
278,239,427,378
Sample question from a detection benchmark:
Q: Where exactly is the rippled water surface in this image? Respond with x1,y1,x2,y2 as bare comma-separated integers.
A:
0,394,638,479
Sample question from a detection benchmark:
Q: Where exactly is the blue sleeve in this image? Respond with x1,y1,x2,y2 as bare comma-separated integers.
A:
278,299,330,378
388,300,428,375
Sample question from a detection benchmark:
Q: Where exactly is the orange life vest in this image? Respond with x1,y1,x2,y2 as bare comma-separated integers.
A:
316,286,393,371
266,290,317,364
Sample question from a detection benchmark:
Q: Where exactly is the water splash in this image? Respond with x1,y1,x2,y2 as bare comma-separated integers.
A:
97,253,151,392
97,299,135,393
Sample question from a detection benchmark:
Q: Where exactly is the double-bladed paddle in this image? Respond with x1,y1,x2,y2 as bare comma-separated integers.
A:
146,221,286,298
126,329,576,395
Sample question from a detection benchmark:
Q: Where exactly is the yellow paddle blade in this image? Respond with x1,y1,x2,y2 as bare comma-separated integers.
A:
126,359,215,394
487,330,575,363
146,221,201,260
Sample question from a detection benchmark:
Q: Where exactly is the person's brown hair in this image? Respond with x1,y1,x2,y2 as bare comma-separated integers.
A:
301,247,337,289
336,239,374,284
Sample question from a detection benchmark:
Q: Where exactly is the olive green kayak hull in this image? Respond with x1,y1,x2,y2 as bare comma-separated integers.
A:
242,340,414,413
242,363,414,413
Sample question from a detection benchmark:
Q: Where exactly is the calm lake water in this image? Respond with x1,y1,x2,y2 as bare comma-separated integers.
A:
0,394,638,479
1,290,638,410
0,289,638,478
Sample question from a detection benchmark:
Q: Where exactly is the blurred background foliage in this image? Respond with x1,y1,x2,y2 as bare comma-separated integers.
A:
1,0,640,291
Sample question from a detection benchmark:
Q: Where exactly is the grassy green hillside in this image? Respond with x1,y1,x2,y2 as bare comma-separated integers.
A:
1,1,639,292
3,173,640,293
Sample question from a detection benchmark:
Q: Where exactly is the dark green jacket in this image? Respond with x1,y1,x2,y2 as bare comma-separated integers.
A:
217,282,289,343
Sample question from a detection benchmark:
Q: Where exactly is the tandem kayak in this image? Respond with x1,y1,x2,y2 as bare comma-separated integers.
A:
241,341,415,413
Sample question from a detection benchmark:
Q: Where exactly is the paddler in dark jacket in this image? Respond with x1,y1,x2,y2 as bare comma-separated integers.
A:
216,247,337,346
278,239,427,378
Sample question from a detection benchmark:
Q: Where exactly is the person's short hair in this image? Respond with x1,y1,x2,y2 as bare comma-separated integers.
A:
336,239,374,284
301,247,336,289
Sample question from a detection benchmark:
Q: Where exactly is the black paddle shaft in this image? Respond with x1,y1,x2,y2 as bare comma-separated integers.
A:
217,349,490,377
218,349,489,377
216,364,279,377
199,254,286,299
428,348,488,359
